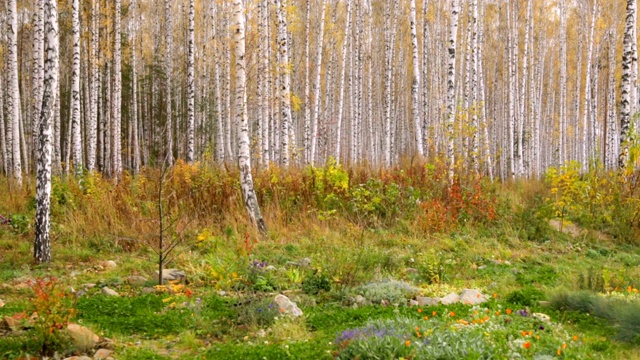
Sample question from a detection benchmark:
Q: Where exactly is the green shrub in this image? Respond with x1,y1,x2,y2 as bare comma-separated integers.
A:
505,288,545,307
302,271,331,295
358,279,420,305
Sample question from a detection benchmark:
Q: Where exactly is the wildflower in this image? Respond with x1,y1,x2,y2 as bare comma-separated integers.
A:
432,311,437,316
572,335,578,341
415,326,420,331
628,286,633,293
535,335,540,340
405,340,411,346
493,293,498,299
424,316,429,320
418,308,423,313
280,307,285,313
562,343,567,349
523,341,531,349
506,309,512,315
521,331,528,337
495,311,501,315
557,349,562,356
449,311,456,317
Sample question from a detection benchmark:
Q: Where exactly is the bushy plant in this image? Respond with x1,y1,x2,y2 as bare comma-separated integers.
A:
358,279,420,305
28,277,76,356
301,271,331,295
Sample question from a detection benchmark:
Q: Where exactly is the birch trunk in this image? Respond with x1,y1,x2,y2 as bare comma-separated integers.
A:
410,0,423,157
88,0,100,171
165,0,174,166
607,30,618,170
621,0,636,169
446,0,460,181
7,0,22,185
186,0,195,163
232,0,267,234
559,0,567,165
35,0,59,264
276,0,293,167
71,0,82,175
335,0,352,163
311,0,327,165
32,0,44,170
583,1,598,171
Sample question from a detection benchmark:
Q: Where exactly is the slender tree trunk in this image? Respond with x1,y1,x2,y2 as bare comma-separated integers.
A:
410,0,423,157
311,0,327,165
232,0,267,234
165,0,174,166
7,0,22,186
186,0,195,163
0,74,7,176
621,0,636,169
559,0,567,165
71,0,82,175
276,0,293,167
303,0,311,163
131,0,140,174
446,0,460,182
607,30,618,170
32,0,44,172
582,1,598,171
335,0,352,163
35,0,59,264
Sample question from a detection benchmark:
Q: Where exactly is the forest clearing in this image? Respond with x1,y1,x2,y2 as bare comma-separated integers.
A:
2,0,640,358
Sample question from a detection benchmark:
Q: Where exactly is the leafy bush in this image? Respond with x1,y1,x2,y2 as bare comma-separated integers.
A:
358,279,420,305
302,271,332,295
505,288,545,307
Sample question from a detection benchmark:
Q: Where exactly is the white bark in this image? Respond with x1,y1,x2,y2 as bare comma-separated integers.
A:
335,0,352,163
582,1,598,171
232,0,267,233
446,0,460,181
7,0,22,185
165,0,174,166
559,0,567,165
311,0,327,165
607,30,618,170
187,0,195,163
276,0,293,167
621,0,636,169
410,0,423,157
35,0,59,264
71,0,82,175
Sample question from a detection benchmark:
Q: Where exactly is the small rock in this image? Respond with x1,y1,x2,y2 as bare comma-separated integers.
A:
354,295,367,305
533,313,551,323
63,356,92,360
82,283,97,289
101,287,119,297
458,289,487,305
409,299,419,306
256,329,266,338
380,299,390,306
504,260,512,265
299,258,312,267
405,267,419,274
96,337,116,350
416,296,439,306
67,323,99,351
477,265,486,270
470,264,478,270
75,289,87,298
265,265,277,271
0,299,4,308
155,268,186,283
104,261,117,269
126,275,148,287
491,259,504,265
217,290,227,296
3,316,21,331
94,265,104,271
439,292,460,305
94,348,113,360
274,294,303,317
141,287,155,294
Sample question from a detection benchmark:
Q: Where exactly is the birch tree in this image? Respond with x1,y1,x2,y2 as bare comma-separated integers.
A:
112,0,123,177
7,0,22,186
620,0,637,169
335,0,352,163
311,0,327,165
186,0,195,163
559,0,567,165
71,0,82,175
446,0,460,182
276,0,293,167
410,0,423,157
232,0,267,233
165,0,174,166
34,0,59,264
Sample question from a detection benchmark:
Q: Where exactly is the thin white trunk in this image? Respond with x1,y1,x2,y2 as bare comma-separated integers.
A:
446,0,460,181
32,0,44,168
607,30,619,170
7,0,22,185
276,0,293,167
72,0,82,175
35,0,59,264
165,0,174,166
186,0,195,163
233,0,267,233
311,0,327,165
559,0,567,165
410,0,423,157
582,1,598,171
335,0,352,163
303,0,311,163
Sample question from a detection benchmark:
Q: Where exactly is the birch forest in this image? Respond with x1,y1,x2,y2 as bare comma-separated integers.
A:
0,0,637,181
3,1,640,358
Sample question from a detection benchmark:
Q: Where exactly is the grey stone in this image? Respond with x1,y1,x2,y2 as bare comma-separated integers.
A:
104,261,117,269
141,287,155,294
63,357,93,360
274,294,303,317
459,289,487,305
101,287,119,297
299,258,312,267
416,296,439,306
126,275,148,287
256,329,266,338
67,323,99,351
409,299,419,306
82,283,97,289
354,295,367,305
477,265,487,270
75,289,87,298
439,292,460,305
155,269,186,283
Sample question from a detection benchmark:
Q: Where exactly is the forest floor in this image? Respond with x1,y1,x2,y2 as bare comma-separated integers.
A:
0,167,640,359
